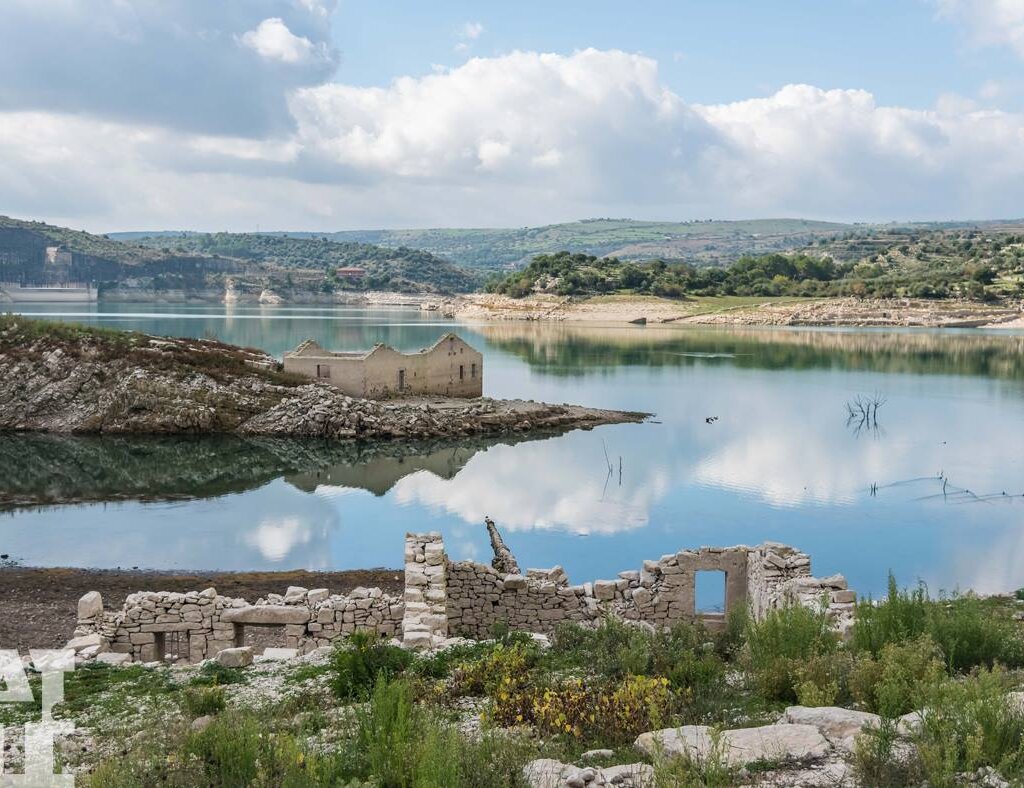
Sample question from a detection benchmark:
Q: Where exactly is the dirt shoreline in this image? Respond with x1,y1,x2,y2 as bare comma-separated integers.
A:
0,566,403,652
444,293,1024,329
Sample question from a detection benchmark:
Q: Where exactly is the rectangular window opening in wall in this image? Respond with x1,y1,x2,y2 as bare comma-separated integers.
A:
398,369,405,390
695,570,726,615
459,364,464,380
153,630,190,662
471,363,476,379
316,364,330,379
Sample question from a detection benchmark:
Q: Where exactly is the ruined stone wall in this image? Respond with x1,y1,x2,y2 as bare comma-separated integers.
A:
402,533,449,649
445,562,595,639
76,584,404,663
71,533,857,664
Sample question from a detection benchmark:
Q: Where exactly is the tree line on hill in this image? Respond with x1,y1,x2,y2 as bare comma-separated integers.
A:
487,238,1024,301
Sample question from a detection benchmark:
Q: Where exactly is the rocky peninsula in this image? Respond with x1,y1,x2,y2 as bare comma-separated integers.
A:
0,316,646,438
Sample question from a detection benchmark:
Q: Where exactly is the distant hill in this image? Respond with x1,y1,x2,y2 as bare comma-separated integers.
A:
127,232,480,294
113,218,860,270
0,217,479,296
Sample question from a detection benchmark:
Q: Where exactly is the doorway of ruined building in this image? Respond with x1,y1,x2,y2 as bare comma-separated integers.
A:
233,623,289,654
153,630,190,663
695,570,727,627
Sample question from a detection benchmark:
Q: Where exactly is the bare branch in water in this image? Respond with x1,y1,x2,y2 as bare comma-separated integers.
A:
846,391,887,438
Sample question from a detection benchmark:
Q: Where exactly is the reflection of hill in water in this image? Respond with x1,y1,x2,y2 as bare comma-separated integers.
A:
0,433,529,509
481,324,1024,382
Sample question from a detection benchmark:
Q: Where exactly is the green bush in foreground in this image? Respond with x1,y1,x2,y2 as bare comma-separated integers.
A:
330,631,414,700
182,685,226,717
852,575,1024,672
856,668,1024,787
849,635,946,717
743,603,837,702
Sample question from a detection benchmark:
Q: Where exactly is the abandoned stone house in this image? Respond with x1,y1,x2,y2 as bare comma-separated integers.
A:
283,332,483,399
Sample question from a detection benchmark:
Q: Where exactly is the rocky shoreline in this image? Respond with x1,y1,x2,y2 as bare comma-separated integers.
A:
441,293,1024,328
0,316,647,439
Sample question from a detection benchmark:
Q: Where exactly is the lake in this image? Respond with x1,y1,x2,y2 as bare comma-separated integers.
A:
2,303,1024,606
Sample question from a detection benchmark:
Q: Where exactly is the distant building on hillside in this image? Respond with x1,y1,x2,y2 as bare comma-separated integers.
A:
335,266,366,280
283,332,483,399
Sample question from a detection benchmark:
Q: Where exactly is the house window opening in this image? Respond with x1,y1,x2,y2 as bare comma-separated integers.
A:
695,570,726,615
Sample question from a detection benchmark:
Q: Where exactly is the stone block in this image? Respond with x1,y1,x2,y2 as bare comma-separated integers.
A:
78,591,103,622
221,606,310,625
216,647,254,668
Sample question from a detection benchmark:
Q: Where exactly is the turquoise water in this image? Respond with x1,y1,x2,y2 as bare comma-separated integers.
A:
2,303,1024,603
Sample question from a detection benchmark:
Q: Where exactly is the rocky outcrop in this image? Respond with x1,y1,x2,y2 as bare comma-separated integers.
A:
0,318,645,439
635,723,831,768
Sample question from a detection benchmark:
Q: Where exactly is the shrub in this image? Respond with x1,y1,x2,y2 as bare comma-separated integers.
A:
489,674,672,745
183,685,226,717
794,652,854,708
356,676,535,787
189,661,246,687
185,713,350,787
448,640,537,698
744,603,837,702
330,631,413,700
850,636,946,717
852,575,1024,673
912,669,1024,786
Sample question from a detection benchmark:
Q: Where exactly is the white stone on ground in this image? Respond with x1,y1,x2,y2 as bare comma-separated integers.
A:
258,648,299,661
782,705,881,752
215,646,253,668
522,758,654,788
635,723,830,768
93,652,132,666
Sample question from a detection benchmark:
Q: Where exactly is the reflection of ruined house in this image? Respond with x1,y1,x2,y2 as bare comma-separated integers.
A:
71,529,856,663
287,444,479,496
283,333,483,399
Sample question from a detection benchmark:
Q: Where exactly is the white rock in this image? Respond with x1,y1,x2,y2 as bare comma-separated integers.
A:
215,647,253,668
77,591,103,621
259,648,299,661
307,588,330,605
782,706,881,752
283,586,308,604
635,723,830,768
93,652,132,667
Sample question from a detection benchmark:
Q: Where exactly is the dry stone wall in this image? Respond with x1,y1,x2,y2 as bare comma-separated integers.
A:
75,584,404,663
71,532,856,663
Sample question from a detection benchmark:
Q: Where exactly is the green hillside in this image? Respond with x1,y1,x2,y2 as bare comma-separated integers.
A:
270,218,857,269
489,225,1024,300
129,232,480,293
0,218,479,296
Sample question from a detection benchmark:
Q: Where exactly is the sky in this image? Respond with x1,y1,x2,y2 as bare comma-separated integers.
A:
1,0,1023,232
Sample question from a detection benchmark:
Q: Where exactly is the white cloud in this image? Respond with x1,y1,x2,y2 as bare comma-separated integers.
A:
241,17,316,63
460,21,485,40
3,47,1024,229
937,0,1024,57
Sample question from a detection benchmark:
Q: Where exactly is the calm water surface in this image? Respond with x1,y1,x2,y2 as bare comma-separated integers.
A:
2,303,1024,602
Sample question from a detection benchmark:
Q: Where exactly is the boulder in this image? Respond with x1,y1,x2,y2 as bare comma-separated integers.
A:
635,723,830,768
782,706,881,752
93,652,132,667
259,647,299,661
522,758,654,788
215,646,253,668
66,633,107,655
77,591,103,621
